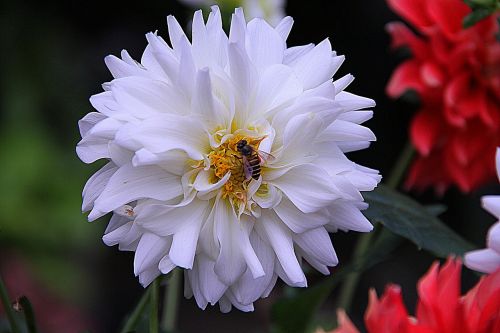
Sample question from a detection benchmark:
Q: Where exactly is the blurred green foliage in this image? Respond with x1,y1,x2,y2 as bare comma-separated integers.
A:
0,2,102,301
463,0,500,27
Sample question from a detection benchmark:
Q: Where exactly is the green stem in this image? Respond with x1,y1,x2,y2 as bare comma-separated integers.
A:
149,278,160,333
386,142,415,189
0,274,21,333
19,296,38,333
120,288,151,333
161,269,181,333
337,229,377,311
337,142,415,312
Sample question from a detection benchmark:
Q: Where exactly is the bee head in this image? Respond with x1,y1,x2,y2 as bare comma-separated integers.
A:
236,140,247,151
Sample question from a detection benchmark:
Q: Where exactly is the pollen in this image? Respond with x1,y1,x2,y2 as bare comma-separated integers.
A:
207,134,263,204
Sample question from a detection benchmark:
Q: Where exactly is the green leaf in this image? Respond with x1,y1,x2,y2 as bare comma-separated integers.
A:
463,8,496,27
363,185,474,257
271,229,402,333
424,204,447,217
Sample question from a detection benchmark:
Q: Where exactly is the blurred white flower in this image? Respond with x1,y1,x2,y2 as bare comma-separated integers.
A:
77,6,380,312
179,0,286,26
465,148,500,274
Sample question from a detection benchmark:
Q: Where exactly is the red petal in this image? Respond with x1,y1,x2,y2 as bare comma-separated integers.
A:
332,309,360,333
386,22,428,59
410,110,442,156
444,145,471,192
463,268,500,333
387,60,427,98
444,72,472,127
420,62,445,88
387,0,433,31
416,262,440,328
425,0,470,40
365,286,411,333
479,95,500,129
434,258,461,331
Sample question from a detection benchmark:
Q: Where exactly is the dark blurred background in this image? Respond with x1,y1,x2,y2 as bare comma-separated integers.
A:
0,0,496,332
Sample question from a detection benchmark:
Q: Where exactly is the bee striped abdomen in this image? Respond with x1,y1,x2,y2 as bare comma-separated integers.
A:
249,154,261,180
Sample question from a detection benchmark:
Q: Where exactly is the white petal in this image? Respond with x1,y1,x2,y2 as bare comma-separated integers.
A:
245,18,285,70
78,112,107,137
273,198,329,233
89,90,132,121
253,183,282,209
136,199,208,238
223,290,254,312
134,233,170,276
283,44,314,65
333,74,355,94
293,228,338,266
231,230,276,304
319,120,376,142
159,256,176,274
290,39,334,89
253,64,303,116
228,42,258,125
270,164,339,213
482,195,500,218
115,222,142,250
138,267,161,287
111,77,188,117
496,147,500,182
104,212,131,234
192,69,226,127
191,10,210,68
239,216,265,278
274,256,306,287
326,202,373,232
76,117,122,163
82,163,118,212
132,148,189,176
93,164,182,216
487,222,500,253
218,297,232,313
337,110,373,124
141,45,171,81
196,255,227,305
335,91,376,111
206,6,229,68
275,16,293,41
214,200,247,285
102,221,133,246
272,112,324,167
194,169,231,199
338,141,371,153
129,114,210,160
229,8,246,45
167,15,188,54
105,54,143,78
169,201,208,268
256,210,306,285
297,248,330,275
177,37,197,99
464,249,500,274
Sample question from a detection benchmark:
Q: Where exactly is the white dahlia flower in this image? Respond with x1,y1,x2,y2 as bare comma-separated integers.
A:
77,6,380,312
179,0,285,26
465,148,500,274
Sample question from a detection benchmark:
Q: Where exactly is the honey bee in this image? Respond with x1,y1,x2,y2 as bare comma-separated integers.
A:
236,139,274,180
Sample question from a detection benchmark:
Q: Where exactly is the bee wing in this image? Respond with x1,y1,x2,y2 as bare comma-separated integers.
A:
242,156,254,180
257,150,276,164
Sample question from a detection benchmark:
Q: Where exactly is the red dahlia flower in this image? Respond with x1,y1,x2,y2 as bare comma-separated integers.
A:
386,0,500,193
331,257,500,333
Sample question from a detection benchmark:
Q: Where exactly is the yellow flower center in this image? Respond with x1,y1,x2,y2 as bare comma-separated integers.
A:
207,134,264,204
